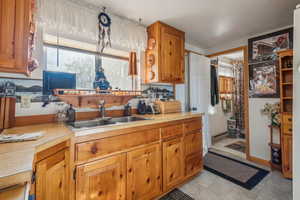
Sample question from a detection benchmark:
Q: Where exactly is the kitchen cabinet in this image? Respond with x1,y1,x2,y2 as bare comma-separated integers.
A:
219,76,234,94
35,148,70,200
127,144,162,200
282,134,293,179
0,0,31,75
145,21,185,84
162,137,184,191
73,116,203,199
76,154,126,200
184,132,203,177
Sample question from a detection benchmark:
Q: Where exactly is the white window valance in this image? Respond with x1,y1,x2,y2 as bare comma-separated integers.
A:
37,0,147,51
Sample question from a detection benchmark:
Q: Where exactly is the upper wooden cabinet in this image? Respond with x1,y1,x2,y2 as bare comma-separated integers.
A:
145,21,185,84
0,0,31,75
219,76,234,94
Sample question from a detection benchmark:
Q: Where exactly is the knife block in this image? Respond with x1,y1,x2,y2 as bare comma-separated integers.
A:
0,97,16,130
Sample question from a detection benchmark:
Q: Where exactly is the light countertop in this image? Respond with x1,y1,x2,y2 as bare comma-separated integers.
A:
0,112,203,189
0,123,73,189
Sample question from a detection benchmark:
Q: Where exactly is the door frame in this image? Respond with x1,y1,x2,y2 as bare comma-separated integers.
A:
207,46,250,160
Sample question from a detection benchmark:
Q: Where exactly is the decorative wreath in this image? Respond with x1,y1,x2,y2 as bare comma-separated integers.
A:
98,12,111,27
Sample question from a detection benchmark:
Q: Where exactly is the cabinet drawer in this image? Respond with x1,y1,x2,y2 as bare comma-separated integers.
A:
185,153,202,177
184,118,202,134
184,132,202,156
161,124,183,139
76,129,160,162
282,114,292,124
283,124,293,135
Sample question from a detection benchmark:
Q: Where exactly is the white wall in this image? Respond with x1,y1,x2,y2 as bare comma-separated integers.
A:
249,98,280,160
185,43,206,54
210,104,232,136
205,26,292,161
293,5,300,200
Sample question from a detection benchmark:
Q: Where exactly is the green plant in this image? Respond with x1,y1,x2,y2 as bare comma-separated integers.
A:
261,103,280,126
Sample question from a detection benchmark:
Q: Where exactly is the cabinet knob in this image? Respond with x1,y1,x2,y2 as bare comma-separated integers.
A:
289,128,292,132
91,145,98,154
288,118,292,122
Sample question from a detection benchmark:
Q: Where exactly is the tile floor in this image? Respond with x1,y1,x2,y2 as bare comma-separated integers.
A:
211,137,246,159
180,150,293,200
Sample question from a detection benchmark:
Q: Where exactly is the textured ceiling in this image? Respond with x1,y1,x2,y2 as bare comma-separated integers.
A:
84,0,299,49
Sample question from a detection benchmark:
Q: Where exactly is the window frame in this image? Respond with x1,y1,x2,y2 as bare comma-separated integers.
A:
43,43,136,90
44,42,129,70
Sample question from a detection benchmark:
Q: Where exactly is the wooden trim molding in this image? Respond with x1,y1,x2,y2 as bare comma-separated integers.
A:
14,109,138,127
184,49,204,56
206,46,247,58
248,155,271,168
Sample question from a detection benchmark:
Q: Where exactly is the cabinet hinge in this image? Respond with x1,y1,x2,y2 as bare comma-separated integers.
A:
73,168,77,180
31,171,36,184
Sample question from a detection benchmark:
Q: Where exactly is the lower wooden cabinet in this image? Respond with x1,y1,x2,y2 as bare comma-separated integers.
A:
73,118,203,199
282,134,293,179
35,148,70,200
127,144,162,200
184,132,203,177
162,137,184,191
76,154,126,200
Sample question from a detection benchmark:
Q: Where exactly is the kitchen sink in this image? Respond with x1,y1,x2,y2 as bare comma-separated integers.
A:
68,116,149,129
109,116,149,123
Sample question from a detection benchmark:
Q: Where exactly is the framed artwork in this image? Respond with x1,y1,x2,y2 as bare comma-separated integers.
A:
0,78,43,102
248,28,293,63
249,61,279,98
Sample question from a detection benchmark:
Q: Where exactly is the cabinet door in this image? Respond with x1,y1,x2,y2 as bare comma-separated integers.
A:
162,137,184,191
36,148,70,200
0,0,30,74
76,154,126,200
282,135,293,179
127,144,162,200
184,132,203,177
161,26,184,83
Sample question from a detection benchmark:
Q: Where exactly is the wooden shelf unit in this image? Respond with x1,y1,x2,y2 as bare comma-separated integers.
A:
53,89,141,108
278,49,293,179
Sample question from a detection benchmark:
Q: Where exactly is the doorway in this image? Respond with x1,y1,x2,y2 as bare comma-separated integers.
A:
208,47,249,159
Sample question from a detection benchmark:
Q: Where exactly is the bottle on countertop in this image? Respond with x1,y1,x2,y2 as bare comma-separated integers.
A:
124,103,132,116
137,100,147,115
66,104,76,123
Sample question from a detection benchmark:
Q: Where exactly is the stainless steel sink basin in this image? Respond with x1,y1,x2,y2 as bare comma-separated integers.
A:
68,119,116,129
109,116,149,123
68,116,149,129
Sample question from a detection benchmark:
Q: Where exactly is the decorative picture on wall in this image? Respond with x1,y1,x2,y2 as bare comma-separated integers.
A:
248,28,293,63
0,78,43,102
249,62,279,98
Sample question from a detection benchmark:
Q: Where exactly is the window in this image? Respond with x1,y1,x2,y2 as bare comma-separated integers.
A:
44,45,133,90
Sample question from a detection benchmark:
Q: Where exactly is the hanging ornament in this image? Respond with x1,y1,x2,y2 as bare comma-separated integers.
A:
97,7,112,53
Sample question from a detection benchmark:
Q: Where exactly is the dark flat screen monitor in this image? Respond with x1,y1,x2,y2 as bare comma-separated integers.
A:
43,71,76,95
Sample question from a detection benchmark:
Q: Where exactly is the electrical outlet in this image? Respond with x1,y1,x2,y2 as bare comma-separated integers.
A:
21,96,31,108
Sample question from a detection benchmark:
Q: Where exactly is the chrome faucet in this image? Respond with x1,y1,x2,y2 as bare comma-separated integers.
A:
99,100,106,118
